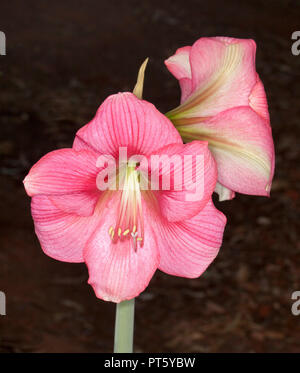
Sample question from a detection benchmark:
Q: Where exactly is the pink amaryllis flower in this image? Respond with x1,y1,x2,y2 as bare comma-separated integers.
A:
165,36,275,201
23,92,226,303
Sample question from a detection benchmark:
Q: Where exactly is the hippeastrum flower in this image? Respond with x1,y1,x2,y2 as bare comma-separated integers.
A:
23,92,226,303
165,36,275,201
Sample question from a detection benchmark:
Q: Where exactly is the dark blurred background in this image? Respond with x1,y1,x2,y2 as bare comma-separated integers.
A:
0,0,299,352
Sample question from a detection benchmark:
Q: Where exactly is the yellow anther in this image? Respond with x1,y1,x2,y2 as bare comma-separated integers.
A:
118,228,122,237
137,237,143,241
111,230,115,239
123,229,130,236
109,226,113,235
132,225,137,233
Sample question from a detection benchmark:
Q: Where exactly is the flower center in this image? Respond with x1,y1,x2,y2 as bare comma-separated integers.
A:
108,163,144,251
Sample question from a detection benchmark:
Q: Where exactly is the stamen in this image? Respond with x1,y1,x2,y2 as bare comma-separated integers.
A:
109,164,145,251
131,232,138,252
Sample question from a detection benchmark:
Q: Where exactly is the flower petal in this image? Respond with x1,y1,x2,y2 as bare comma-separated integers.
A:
73,92,182,157
177,107,275,196
157,199,226,278
24,148,100,216
166,37,258,119
31,195,102,263
49,191,101,217
249,74,270,122
140,141,217,222
24,148,99,196
165,46,193,103
84,198,159,303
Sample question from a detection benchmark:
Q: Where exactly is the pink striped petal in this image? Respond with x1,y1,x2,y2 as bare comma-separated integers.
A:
166,37,258,118
73,92,182,157
31,195,102,262
84,198,159,303
24,148,100,216
249,74,270,122
165,46,193,103
157,199,226,278
49,190,100,217
24,148,99,196
140,141,217,222
178,107,274,196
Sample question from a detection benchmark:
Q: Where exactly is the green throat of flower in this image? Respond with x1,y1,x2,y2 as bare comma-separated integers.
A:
108,164,144,251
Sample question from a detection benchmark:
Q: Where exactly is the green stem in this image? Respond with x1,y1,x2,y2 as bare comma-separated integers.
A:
114,298,135,353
